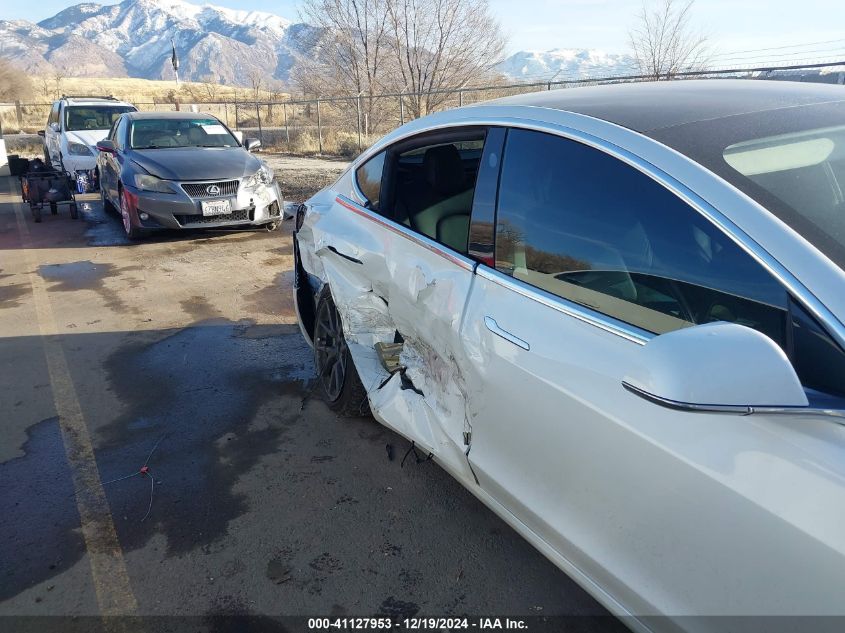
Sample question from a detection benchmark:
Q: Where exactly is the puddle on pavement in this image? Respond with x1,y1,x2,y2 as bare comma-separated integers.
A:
38,260,140,315
81,203,132,247
180,295,223,320
0,317,316,601
38,260,118,292
94,319,313,557
0,282,30,309
0,417,87,602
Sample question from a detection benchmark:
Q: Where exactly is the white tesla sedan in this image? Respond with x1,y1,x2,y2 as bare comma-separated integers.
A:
293,80,845,629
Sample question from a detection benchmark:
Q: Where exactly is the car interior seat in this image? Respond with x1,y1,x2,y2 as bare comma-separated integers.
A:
394,144,475,252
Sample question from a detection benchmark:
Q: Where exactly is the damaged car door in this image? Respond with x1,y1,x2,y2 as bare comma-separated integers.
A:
304,126,502,477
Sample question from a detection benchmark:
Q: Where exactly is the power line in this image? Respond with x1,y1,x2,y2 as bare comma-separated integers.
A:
708,37,845,56
708,45,845,64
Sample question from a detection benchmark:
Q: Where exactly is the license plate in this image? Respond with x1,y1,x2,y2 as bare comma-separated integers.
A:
201,199,232,216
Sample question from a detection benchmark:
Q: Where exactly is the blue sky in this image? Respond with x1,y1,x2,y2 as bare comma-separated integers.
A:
8,0,845,57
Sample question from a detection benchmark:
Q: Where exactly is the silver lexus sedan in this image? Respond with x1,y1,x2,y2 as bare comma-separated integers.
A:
96,111,282,239
293,80,845,629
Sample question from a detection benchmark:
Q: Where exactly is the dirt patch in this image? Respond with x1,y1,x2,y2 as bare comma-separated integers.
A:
244,270,296,318
262,155,349,204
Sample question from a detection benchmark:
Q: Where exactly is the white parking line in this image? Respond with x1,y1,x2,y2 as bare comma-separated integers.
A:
6,179,138,616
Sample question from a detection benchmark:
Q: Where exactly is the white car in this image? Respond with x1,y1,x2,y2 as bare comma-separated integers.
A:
293,80,845,630
40,96,136,182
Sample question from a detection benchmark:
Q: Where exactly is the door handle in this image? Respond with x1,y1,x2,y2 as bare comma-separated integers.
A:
484,316,530,351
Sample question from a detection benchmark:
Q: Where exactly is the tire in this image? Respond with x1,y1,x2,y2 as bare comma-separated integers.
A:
313,287,370,417
31,205,42,223
69,203,79,220
120,188,144,240
265,221,279,232
50,201,58,215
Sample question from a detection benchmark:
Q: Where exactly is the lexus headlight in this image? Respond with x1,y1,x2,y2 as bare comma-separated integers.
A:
67,142,93,156
244,163,274,189
133,174,175,194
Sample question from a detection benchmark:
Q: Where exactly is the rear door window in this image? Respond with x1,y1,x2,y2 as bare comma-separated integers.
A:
494,128,845,397
383,130,486,253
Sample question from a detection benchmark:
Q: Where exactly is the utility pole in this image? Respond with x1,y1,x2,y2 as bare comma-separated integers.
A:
356,91,364,151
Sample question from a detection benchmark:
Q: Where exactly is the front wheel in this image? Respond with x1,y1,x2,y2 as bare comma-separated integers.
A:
120,189,144,240
313,288,370,417
69,203,79,220
31,204,42,223
50,201,58,215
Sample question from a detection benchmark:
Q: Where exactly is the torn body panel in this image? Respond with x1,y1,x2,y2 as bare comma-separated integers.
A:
295,184,477,483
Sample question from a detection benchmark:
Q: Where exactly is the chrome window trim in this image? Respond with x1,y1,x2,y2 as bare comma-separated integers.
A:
350,174,368,207
477,265,652,346
335,194,478,272
622,381,845,423
350,110,845,350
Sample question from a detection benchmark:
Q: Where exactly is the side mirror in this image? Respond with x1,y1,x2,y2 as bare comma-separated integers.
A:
50,122,61,133
622,322,808,412
96,140,116,154
37,130,46,137
244,137,261,152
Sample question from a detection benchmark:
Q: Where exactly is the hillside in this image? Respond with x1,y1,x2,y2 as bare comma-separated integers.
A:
0,0,314,87
0,0,636,88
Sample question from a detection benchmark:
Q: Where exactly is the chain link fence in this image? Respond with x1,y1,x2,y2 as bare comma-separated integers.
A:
3,60,844,157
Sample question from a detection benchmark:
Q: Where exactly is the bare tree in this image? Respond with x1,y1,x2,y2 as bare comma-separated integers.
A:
52,68,66,100
629,0,710,80
297,0,390,97
386,0,505,117
202,75,221,101
294,0,392,133
294,0,506,127
246,69,264,102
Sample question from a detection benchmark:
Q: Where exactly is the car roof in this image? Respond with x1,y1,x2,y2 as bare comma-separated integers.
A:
124,111,222,121
486,79,845,134
63,97,134,107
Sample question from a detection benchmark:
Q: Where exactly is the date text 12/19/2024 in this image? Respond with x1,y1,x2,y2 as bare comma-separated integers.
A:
308,618,528,630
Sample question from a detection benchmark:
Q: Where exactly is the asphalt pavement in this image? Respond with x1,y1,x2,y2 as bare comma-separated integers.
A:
0,175,621,630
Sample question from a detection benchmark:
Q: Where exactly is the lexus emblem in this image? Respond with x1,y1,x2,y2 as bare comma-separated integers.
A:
206,184,221,196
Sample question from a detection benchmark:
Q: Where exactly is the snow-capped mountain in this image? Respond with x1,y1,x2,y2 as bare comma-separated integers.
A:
0,0,636,87
497,49,636,81
0,0,315,85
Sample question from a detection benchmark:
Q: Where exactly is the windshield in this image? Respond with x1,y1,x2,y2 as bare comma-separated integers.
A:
64,106,135,131
650,100,845,272
130,118,239,149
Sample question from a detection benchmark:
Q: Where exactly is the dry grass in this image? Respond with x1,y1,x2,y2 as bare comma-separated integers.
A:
5,135,43,159
45,76,285,106
262,128,383,159
262,155,349,203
